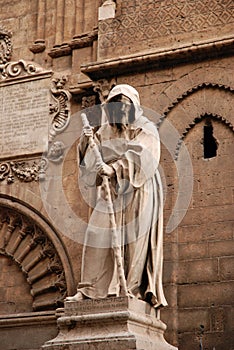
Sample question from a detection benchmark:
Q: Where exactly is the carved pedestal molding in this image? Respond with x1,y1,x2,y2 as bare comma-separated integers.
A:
29,0,46,54
43,297,177,349
29,39,46,54
81,35,234,80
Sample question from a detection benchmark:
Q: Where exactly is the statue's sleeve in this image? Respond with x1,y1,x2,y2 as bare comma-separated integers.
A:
78,133,101,187
111,124,160,191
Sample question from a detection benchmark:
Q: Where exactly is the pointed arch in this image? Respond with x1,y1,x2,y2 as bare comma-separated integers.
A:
174,113,234,159
157,82,234,159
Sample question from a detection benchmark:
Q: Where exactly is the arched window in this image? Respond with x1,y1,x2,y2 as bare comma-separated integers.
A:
203,118,218,159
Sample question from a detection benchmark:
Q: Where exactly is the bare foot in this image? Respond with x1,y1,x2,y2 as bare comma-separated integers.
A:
66,291,85,302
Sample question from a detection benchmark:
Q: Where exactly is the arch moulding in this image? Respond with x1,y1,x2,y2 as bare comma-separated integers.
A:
155,66,234,159
0,195,75,311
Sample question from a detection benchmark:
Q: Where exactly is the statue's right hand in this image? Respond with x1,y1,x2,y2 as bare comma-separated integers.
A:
82,125,93,138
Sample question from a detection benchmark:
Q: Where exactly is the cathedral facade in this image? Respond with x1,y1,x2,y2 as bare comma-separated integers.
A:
0,1,233,349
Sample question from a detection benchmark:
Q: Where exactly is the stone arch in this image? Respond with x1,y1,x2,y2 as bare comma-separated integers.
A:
157,82,234,159
0,196,74,311
154,69,234,232
155,66,234,116
175,112,234,159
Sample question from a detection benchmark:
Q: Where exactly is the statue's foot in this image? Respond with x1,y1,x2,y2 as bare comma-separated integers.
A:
66,291,86,302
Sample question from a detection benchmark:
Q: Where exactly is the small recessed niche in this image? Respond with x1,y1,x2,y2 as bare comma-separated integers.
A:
203,118,218,159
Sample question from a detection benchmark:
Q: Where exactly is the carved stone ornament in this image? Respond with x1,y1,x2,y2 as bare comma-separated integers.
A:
0,205,67,310
47,141,65,163
0,159,48,184
70,29,98,50
0,26,12,64
49,76,72,141
0,59,44,80
93,78,116,102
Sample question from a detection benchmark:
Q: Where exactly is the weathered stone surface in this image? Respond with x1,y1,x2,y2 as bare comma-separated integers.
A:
43,297,177,350
0,79,50,159
0,311,58,350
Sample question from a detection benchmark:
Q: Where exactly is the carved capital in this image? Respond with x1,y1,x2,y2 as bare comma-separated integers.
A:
93,78,116,103
81,95,97,109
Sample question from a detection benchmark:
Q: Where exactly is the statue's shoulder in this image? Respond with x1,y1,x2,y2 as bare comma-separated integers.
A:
136,116,158,135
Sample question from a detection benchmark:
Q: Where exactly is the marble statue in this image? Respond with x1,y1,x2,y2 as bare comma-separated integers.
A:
66,84,167,308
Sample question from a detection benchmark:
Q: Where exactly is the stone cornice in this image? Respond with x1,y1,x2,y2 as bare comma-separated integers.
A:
0,311,56,327
80,35,234,80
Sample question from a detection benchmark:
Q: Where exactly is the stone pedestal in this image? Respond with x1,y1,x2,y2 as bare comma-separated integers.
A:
42,297,177,350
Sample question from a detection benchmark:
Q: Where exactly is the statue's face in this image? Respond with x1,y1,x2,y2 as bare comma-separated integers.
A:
107,94,133,126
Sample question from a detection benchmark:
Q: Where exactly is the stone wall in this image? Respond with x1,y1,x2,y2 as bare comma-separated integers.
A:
0,0,233,349
98,0,234,59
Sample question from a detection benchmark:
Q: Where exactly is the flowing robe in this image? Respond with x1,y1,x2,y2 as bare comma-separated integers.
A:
78,114,167,308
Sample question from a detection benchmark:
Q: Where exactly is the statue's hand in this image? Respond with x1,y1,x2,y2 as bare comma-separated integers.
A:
97,163,114,177
82,125,93,138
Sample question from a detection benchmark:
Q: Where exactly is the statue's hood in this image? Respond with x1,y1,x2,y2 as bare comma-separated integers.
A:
106,84,141,108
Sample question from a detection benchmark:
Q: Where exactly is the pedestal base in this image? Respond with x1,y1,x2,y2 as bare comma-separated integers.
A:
42,296,177,350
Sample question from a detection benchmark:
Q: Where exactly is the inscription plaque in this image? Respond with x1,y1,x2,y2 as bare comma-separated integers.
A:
65,297,129,316
0,77,50,159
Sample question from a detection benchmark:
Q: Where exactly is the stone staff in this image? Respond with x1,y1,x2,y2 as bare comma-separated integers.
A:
80,112,128,296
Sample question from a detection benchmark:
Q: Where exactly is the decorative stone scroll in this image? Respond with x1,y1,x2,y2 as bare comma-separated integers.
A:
49,76,72,142
0,59,44,80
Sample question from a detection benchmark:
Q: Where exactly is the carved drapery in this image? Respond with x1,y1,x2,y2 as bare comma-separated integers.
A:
0,204,68,310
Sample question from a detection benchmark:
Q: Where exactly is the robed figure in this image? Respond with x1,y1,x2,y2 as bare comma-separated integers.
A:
67,84,167,308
